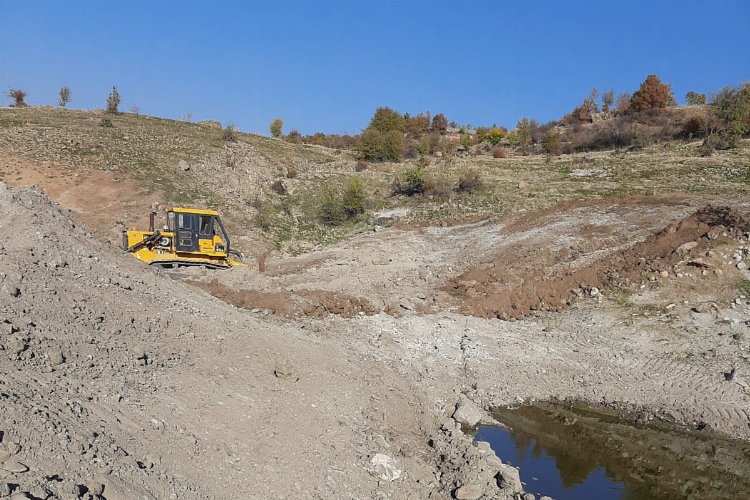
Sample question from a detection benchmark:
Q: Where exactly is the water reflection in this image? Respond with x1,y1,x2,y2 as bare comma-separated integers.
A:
475,403,750,500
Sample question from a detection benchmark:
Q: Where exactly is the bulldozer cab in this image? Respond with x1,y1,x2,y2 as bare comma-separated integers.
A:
168,208,230,255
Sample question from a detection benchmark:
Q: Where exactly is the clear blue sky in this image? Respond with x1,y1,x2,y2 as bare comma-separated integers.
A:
1,0,748,135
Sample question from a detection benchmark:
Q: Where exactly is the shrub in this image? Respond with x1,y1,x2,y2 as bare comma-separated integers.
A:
7,89,27,107
58,86,71,108
542,129,562,156
710,83,750,140
432,113,448,133
285,130,301,143
382,129,404,161
686,91,707,106
223,124,238,142
485,127,506,145
405,112,430,136
106,86,121,114
515,117,537,155
355,159,368,171
99,117,114,128
629,75,674,112
358,128,384,161
286,167,298,179
602,90,615,113
393,168,426,196
319,185,346,225
270,179,288,195
342,177,366,217
423,175,452,198
270,117,283,138
255,201,276,230
491,146,507,158
681,116,707,138
457,169,482,193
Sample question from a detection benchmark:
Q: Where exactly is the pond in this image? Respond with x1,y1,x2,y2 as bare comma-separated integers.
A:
474,402,750,499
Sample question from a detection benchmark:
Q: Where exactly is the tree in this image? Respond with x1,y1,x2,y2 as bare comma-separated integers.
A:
685,91,707,106
382,129,404,161
629,75,674,112
710,83,750,142
515,117,537,155
269,117,283,138
602,90,615,113
106,86,121,114
358,128,385,161
369,107,405,134
58,86,72,108
7,89,27,107
615,92,632,114
432,113,448,133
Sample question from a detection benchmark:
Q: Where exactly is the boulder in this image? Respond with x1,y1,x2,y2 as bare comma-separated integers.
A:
454,483,484,500
452,396,483,427
676,241,698,255
370,453,401,481
496,463,522,493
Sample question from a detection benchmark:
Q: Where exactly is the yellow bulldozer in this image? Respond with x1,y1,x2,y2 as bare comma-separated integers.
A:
123,207,245,269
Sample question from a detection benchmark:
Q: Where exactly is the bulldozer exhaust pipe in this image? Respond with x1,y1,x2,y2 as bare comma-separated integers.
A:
149,212,156,232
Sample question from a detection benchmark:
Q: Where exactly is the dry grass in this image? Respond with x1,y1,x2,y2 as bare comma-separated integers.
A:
1,106,748,254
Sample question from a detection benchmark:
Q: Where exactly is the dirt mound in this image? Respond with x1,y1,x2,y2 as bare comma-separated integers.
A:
448,205,750,319
193,279,377,318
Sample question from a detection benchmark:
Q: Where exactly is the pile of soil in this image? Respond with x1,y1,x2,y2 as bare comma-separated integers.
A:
192,279,377,318
448,205,750,319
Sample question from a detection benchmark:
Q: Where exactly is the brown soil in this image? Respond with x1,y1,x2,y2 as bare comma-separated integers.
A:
193,279,378,318
448,205,750,319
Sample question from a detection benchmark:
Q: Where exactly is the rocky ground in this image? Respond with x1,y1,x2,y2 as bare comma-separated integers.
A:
2,178,750,499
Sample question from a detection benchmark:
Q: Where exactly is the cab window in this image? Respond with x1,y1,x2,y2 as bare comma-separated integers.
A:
199,215,213,237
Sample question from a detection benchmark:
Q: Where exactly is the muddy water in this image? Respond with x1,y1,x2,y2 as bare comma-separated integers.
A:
475,402,750,499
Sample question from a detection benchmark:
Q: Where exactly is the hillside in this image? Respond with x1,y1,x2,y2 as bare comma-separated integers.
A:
1,106,748,260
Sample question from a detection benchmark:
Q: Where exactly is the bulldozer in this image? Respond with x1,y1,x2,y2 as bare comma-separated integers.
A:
123,207,245,269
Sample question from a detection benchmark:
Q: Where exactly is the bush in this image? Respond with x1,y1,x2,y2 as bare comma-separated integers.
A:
285,130,301,143
270,179,288,195
710,83,750,140
485,127,506,145
393,168,427,196
515,117,537,155
319,186,346,225
286,167,298,179
7,89,27,107
355,160,368,171
342,177,366,217
457,169,482,193
99,117,114,128
106,86,121,114
255,201,276,230
681,116,707,139
542,129,562,156
223,124,238,142
686,91,707,106
58,86,71,108
270,117,283,138
629,75,674,112
432,113,448,133
602,90,615,113
491,146,507,158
